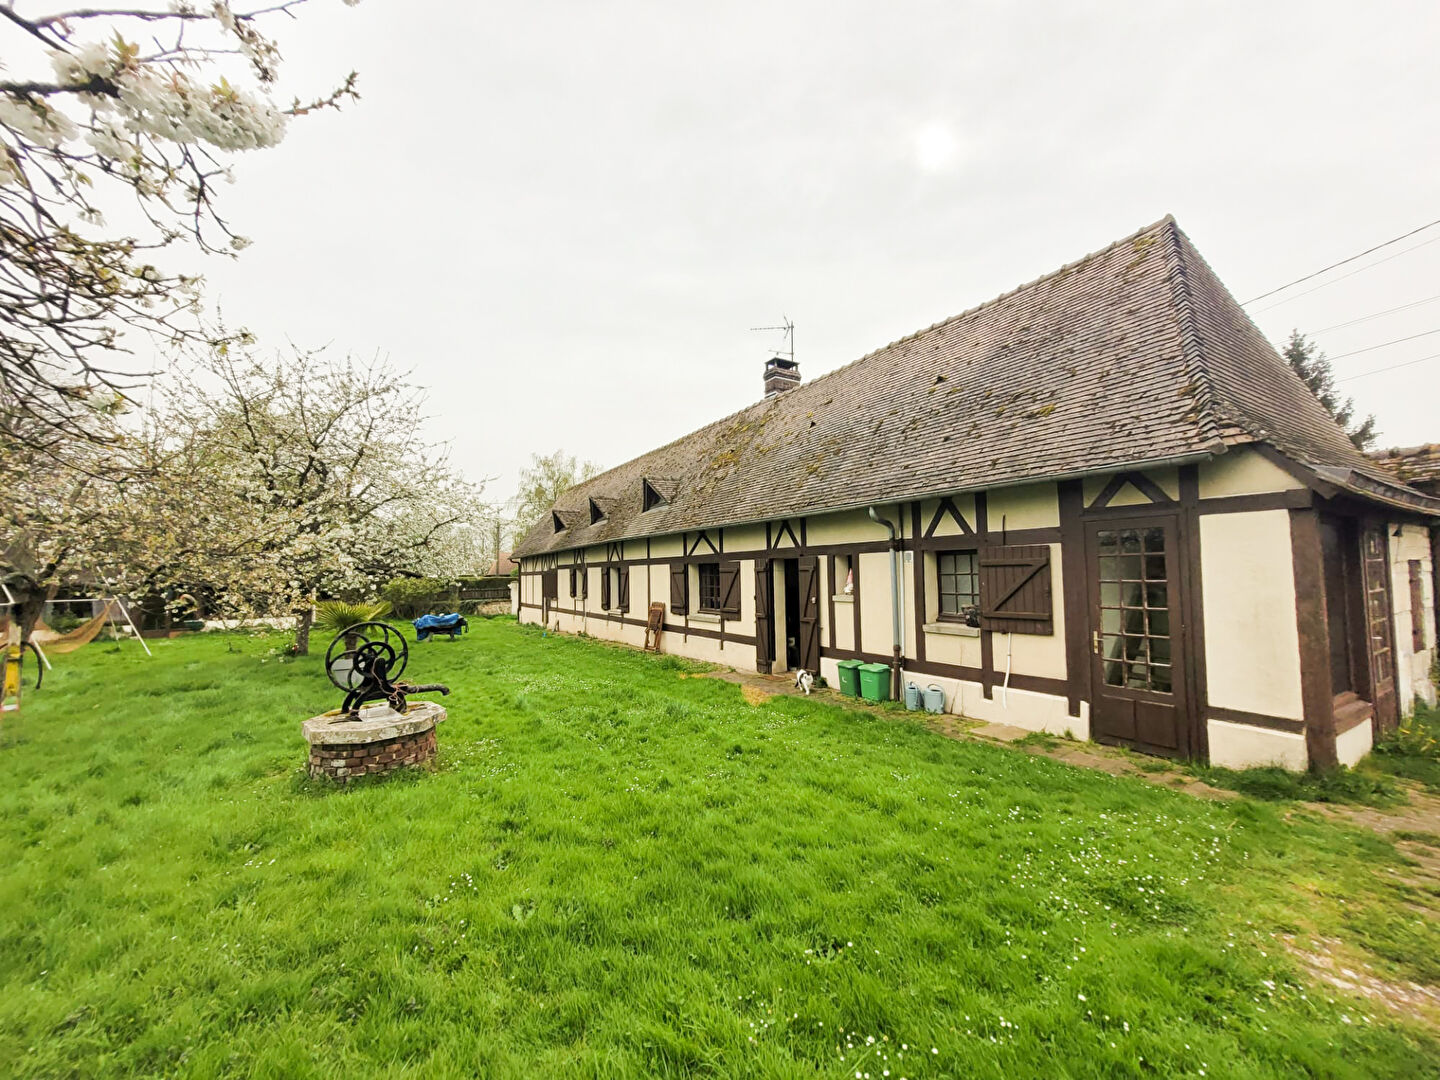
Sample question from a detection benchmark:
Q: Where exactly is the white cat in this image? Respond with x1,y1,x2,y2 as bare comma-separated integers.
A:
793,669,814,695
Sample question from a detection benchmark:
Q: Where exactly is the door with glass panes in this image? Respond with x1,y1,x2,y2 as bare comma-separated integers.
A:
1085,516,1192,758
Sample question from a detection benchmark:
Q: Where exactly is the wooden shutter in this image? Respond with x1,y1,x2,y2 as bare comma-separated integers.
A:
568,567,576,598
670,563,688,614
541,569,558,601
978,545,1053,635
797,556,820,672
1410,559,1427,653
618,565,630,612
718,560,741,618
601,565,612,610
579,565,587,599
754,559,773,673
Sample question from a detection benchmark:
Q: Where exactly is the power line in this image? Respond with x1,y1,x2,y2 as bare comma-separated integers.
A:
1248,234,1440,314
1327,328,1440,361
1337,350,1440,382
1310,293,1440,334
1241,216,1440,305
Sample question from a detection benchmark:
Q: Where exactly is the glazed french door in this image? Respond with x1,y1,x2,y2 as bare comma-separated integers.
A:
1360,525,1399,735
1085,515,1192,758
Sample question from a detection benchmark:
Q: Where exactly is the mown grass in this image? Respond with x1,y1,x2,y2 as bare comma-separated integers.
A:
1,620,1437,1078
1187,763,1405,808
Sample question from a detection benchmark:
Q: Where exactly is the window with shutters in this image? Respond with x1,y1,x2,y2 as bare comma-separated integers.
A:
937,550,980,622
604,566,627,612
697,562,722,613
978,544,1054,635
669,562,688,613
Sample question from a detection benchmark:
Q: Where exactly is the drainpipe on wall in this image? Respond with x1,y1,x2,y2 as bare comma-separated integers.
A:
868,506,904,699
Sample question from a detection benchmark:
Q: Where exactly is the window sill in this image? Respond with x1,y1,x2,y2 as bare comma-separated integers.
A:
690,611,722,624
833,593,854,604
924,621,979,638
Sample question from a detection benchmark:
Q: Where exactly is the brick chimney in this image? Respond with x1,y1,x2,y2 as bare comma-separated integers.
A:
763,356,800,396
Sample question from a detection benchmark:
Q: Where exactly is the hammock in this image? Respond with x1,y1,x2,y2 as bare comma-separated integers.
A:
30,600,119,654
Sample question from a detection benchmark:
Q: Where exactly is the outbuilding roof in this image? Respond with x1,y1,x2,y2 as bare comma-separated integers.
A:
1370,444,1440,495
516,216,1433,557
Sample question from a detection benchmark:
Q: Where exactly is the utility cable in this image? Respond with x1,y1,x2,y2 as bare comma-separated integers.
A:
1248,234,1440,314
1242,217,1440,305
1337,351,1440,382
1310,293,1440,334
1327,328,1440,361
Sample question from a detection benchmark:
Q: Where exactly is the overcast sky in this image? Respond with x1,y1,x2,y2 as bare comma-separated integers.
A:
195,0,1440,505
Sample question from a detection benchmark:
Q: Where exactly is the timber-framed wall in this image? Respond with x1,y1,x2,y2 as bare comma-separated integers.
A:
519,447,1436,769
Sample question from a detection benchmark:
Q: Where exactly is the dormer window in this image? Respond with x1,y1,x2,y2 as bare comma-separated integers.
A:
588,497,606,525
552,510,567,533
642,478,668,512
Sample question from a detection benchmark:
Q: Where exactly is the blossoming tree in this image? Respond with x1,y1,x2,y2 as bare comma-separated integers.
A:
0,0,359,452
139,343,490,654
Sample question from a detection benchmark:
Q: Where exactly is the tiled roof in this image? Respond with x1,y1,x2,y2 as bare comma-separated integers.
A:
1370,444,1440,493
515,217,1433,557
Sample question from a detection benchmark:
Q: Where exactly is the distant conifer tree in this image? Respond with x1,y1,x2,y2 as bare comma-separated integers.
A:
1281,330,1378,450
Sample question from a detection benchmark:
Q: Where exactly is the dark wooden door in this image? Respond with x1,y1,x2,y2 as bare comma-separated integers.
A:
754,559,774,674
1319,517,1358,696
1085,516,1192,759
797,556,821,674
1361,525,1399,735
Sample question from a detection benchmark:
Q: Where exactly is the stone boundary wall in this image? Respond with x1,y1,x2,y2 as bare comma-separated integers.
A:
308,727,437,782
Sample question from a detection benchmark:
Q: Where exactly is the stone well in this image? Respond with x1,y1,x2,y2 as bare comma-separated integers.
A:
302,701,446,782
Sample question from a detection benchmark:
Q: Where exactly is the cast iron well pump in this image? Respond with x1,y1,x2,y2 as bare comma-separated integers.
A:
324,621,450,717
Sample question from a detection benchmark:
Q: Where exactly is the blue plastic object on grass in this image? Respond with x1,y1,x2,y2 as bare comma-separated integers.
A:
413,613,468,642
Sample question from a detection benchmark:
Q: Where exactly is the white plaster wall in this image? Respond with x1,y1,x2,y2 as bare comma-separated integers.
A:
1200,510,1304,720
988,482,1060,530
1337,721,1374,767
1389,523,1438,714
806,508,889,546
923,627,982,669
1198,446,1304,498
858,550,897,657
662,629,757,669
725,523,766,552
1082,467,1180,506
916,494,979,537
1207,719,1308,771
902,669,1089,738
832,596,856,652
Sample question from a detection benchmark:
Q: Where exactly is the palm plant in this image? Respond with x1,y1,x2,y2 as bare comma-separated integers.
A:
313,600,392,650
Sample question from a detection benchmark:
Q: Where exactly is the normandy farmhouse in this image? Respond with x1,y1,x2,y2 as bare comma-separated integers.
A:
515,217,1440,771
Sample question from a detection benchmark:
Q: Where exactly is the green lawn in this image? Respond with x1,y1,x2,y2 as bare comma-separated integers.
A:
1,620,1436,1078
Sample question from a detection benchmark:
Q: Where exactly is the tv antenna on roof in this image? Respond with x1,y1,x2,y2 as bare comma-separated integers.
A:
749,316,794,365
